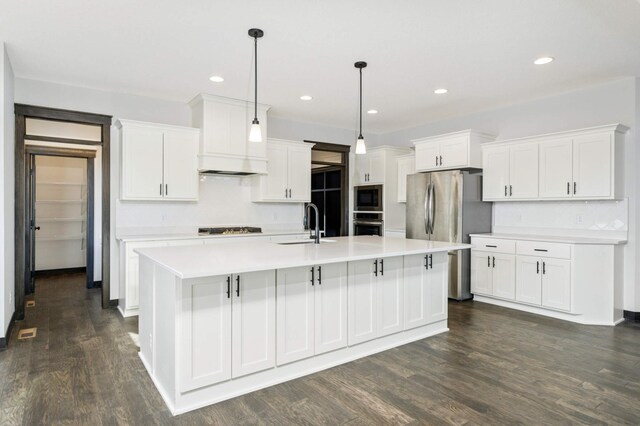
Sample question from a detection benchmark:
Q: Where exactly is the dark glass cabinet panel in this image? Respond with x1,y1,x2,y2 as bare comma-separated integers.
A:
310,169,343,237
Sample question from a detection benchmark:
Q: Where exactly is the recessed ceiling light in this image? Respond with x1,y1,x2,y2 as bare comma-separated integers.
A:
434,88,448,94
209,75,224,83
534,57,554,65
367,109,378,114
300,95,313,101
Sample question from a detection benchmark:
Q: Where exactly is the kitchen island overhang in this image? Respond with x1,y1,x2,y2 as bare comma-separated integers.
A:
136,236,471,415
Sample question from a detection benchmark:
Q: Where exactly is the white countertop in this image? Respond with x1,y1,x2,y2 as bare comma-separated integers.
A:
117,229,308,242
136,236,471,279
469,233,627,245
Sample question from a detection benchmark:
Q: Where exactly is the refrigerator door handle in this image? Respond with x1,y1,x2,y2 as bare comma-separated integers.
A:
429,182,436,234
424,182,430,235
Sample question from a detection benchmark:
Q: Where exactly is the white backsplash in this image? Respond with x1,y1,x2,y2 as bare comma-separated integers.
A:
116,175,305,235
492,199,628,239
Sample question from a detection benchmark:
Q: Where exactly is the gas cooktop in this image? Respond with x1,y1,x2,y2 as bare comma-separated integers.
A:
198,226,263,236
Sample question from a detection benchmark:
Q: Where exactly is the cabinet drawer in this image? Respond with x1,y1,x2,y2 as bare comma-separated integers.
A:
471,237,515,254
516,240,571,259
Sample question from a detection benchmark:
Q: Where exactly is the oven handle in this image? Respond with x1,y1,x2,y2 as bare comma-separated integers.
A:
353,220,384,226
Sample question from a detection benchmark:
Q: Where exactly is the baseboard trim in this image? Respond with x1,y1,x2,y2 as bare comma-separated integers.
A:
35,267,86,276
623,310,640,321
0,311,16,351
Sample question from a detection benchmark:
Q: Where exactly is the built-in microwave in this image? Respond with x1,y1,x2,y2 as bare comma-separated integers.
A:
354,185,383,212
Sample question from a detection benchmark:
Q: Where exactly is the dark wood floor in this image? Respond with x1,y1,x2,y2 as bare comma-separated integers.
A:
1,273,639,425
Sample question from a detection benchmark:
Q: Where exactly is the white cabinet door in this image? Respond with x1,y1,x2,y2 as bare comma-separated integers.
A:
355,155,369,185
415,143,440,172
232,271,276,378
482,146,510,200
515,256,542,305
396,156,415,203
163,129,199,200
348,259,377,345
122,126,164,200
287,144,312,201
541,258,571,311
377,256,403,338
509,143,539,199
439,136,468,169
276,266,315,365
314,263,348,355
263,142,288,200
367,151,386,184
471,251,492,295
539,138,573,199
426,252,448,324
403,254,429,330
573,133,611,198
492,253,516,300
179,276,232,392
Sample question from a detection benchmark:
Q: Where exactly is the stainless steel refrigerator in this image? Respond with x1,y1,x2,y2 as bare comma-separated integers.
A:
406,170,492,300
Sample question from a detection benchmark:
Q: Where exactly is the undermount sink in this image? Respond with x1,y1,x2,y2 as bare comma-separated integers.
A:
277,239,337,245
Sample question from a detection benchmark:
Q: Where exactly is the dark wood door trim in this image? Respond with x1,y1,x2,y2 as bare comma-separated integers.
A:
15,104,112,323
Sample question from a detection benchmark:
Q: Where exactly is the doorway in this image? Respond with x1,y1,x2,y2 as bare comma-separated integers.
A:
306,141,350,237
15,104,112,323
26,147,96,294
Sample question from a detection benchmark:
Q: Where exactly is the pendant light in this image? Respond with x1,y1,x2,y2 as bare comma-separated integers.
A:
354,61,367,154
248,28,264,142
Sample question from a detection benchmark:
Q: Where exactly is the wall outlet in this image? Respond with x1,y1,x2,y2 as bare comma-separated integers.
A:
576,214,583,224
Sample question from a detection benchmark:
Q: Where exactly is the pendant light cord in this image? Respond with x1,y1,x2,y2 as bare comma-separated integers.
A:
359,67,363,137
254,34,258,121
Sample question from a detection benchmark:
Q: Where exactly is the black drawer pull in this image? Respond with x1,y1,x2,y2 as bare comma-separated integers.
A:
534,249,548,252
485,245,497,248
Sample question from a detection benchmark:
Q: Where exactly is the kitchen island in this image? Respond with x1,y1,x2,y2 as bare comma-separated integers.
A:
136,236,471,415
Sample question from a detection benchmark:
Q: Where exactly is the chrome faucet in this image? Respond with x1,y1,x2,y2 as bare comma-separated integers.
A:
305,203,320,244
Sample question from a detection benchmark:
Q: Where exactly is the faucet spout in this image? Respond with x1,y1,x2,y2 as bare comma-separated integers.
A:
305,203,321,244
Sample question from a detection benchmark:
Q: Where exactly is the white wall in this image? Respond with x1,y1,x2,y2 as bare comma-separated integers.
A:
1,43,15,337
378,77,639,312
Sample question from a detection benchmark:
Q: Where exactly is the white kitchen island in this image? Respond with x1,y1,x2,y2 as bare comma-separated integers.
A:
136,236,470,415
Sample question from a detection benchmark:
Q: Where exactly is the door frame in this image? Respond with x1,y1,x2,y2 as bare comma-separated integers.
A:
15,104,112,320
25,146,96,293
306,141,351,236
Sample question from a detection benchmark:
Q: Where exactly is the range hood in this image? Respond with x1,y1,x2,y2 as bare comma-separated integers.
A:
190,94,271,176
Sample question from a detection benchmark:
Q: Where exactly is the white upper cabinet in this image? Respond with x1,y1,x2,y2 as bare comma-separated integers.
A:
413,130,496,172
483,124,627,201
355,150,385,185
190,94,271,175
252,139,312,202
117,120,199,201
482,142,538,201
396,154,415,203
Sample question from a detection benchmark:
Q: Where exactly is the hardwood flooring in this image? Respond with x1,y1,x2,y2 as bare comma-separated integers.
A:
1,273,639,425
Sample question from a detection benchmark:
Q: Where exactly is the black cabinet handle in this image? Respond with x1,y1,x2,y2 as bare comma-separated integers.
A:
574,182,577,195
226,276,231,298
310,267,314,286
487,255,490,267
485,245,497,248
542,262,546,275
534,249,548,252
374,259,378,277
509,185,512,196
504,185,507,197
492,256,495,268
318,266,322,284
289,188,292,198
424,255,429,270
285,188,288,198
567,182,570,195
435,156,438,166
536,261,539,274
165,184,168,196
236,275,240,297
429,254,433,269
439,155,443,165
380,259,384,276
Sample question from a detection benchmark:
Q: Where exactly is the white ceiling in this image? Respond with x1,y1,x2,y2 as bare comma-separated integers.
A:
1,0,639,134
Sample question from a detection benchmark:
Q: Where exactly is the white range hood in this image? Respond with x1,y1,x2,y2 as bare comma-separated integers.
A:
189,94,271,175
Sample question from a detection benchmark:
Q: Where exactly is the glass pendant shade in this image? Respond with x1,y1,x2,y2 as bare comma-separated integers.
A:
355,135,366,154
249,120,262,143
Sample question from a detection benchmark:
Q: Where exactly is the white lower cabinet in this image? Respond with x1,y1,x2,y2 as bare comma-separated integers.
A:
403,252,448,330
515,255,571,310
348,256,404,345
276,262,348,365
179,271,276,393
515,256,542,305
470,250,515,300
